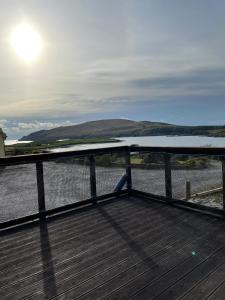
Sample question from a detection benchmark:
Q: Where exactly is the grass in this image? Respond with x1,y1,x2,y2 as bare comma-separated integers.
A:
131,157,143,164
129,153,210,169
176,157,209,168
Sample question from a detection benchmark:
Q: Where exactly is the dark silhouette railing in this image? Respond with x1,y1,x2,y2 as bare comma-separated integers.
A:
0,146,131,228
1,145,225,228
131,146,225,217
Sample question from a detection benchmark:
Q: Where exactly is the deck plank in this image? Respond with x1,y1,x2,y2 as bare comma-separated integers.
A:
0,196,224,300
207,281,225,300
181,262,225,300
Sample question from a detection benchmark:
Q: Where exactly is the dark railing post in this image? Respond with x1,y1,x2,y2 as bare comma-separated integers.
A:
89,155,97,204
36,161,46,220
164,153,172,200
186,181,191,201
221,158,225,209
125,149,132,193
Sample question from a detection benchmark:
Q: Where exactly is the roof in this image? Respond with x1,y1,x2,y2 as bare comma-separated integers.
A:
0,128,6,140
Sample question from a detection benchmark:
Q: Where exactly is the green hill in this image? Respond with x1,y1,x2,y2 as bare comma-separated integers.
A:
20,119,225,141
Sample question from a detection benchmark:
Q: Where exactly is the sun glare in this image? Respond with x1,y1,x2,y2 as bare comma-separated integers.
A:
9,24,43,63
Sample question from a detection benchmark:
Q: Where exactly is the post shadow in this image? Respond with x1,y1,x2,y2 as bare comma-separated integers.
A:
39,220,58,298
96,205,158,269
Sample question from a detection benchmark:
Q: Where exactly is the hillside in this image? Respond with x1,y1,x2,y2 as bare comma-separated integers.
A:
20,119,225,141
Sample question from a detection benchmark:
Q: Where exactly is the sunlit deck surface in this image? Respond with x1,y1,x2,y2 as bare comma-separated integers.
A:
1,196,225,300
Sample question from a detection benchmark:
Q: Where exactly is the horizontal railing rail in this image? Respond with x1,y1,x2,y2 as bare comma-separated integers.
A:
0,146,129,166
130,145,225,156
2,145,225,167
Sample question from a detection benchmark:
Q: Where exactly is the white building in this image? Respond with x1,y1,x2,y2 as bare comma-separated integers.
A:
0,128,6,157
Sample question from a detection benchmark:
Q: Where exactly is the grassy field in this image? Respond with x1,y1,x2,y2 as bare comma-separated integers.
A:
5,138,120,156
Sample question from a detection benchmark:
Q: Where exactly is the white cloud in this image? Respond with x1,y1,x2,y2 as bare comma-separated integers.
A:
11,120,75,132
2,119,78,139
0,119,8,128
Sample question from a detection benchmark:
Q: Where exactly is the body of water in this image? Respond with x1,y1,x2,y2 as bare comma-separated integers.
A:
5,140,32,146
5,135,225,152
46,135,225,152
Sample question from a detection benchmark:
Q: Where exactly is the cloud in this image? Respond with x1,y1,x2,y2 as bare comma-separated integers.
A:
16,120,74,131
0,119,8,128
2,119,78,139
1,54,225,120
127,67,225,96
0,94,104,118
129,67,225,88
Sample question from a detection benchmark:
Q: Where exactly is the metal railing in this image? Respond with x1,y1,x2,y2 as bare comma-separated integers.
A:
1,145,225,228
0,146,131,228
131,146,225,217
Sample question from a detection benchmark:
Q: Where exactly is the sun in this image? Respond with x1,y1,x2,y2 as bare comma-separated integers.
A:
9,24,43,63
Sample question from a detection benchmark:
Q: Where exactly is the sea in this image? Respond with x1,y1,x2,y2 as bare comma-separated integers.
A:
5,135,225,152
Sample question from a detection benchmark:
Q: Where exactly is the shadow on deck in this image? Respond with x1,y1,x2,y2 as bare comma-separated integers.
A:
1,195,225,300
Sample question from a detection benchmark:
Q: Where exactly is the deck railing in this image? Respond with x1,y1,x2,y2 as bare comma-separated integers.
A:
1,145,225,228
131,146,225,217
0,146,131,228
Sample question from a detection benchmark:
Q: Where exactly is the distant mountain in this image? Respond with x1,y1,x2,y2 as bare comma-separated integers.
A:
20,118,225,141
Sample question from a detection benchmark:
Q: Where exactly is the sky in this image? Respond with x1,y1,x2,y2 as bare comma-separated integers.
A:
1,0,225,138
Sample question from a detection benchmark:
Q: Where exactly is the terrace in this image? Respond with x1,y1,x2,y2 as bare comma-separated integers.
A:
1,145,225,299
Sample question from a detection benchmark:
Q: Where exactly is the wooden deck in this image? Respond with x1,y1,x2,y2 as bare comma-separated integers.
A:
1,196,225,300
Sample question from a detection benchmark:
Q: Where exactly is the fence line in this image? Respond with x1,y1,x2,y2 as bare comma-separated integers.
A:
1,145,225,228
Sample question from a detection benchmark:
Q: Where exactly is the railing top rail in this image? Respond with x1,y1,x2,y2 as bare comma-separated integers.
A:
130,145,225,156
0,146,129,166
2,144,225,166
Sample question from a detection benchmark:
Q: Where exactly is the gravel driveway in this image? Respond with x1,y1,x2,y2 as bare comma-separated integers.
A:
0,161,223,222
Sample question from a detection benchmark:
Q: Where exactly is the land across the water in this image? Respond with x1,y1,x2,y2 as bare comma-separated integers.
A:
4,137,119,156
20,119,225,141
5,135,225,156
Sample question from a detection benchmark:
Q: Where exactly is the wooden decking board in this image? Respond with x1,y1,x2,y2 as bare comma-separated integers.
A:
0,211,180,294
132,244,225,300
0,197,187,271
18,217,210,300
0,200,163,258
0,196,137,241
0,209,186,286
207,281,225,299
0,203,197,297
1,202,186,290
0,201,142,254
181,262,225,300
17,211,220,300
3,209,207,298
57,224,217,300
1,197,207,276
56,215,223,300
0,196,225,299
128,226,225,300
0,201,175,274
1,225,186,298
0,197,167,252
0,197,135,245
151,244,225,300
97,228,225,300
0,197,166,256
